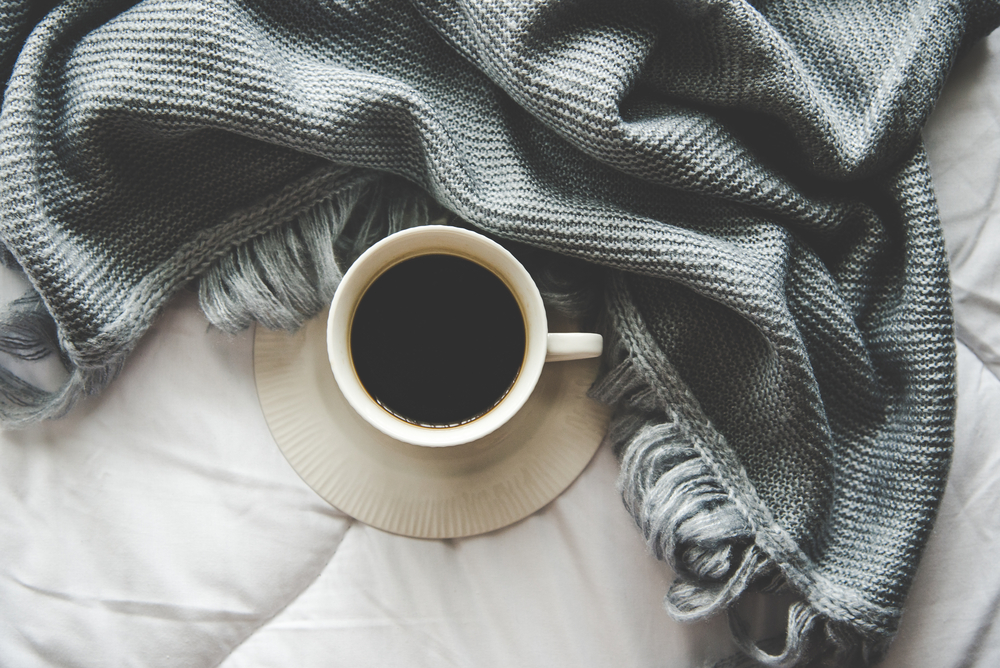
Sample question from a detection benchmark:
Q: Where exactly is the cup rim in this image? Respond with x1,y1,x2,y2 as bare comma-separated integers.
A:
327,226,548,447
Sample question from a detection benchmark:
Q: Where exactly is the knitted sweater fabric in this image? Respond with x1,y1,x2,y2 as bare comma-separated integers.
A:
2,1,999,665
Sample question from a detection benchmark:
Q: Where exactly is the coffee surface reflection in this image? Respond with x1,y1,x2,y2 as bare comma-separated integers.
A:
350,253,526,427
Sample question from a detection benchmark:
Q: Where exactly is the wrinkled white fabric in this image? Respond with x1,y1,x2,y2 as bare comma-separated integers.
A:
0,287,352,667
927,31,1000,381
218,444,735,668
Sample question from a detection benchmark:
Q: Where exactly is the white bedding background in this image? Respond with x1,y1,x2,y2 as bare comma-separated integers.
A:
1,30,998,668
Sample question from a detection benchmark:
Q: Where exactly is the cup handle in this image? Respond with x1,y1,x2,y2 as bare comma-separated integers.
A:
545,333,603,362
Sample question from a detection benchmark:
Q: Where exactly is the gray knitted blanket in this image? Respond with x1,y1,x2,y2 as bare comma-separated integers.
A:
2,1,998,665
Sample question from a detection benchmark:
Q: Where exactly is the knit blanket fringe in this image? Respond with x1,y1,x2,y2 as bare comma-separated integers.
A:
0,287,123,427
589,272,882,668
197,175,447,333
0,175,442,424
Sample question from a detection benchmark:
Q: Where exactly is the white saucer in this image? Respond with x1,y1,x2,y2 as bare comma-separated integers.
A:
253,310,612,538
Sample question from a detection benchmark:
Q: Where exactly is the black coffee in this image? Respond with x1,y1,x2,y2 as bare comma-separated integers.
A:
350,253,526,427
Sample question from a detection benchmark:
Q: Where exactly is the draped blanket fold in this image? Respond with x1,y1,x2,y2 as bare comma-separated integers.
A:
1,1,998,665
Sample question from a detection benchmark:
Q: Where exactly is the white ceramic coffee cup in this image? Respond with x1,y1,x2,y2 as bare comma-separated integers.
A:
327,225,603,447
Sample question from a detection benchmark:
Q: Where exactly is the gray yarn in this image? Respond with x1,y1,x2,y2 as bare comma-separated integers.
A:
198,175,446,331
0,293,68,365
1,1,999,666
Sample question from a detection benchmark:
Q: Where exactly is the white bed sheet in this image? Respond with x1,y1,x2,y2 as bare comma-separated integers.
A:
1,29,998,668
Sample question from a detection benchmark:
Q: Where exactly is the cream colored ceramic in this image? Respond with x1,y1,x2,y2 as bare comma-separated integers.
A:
327,226,602,447
254,311,611,539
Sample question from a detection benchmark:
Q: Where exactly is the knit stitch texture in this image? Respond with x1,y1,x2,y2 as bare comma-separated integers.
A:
1,1,998,665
